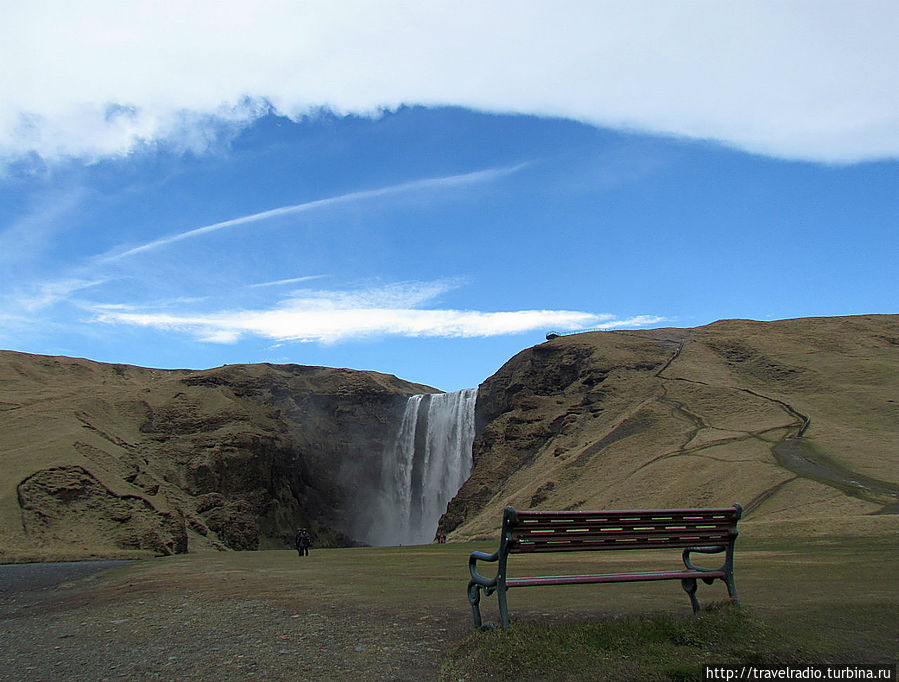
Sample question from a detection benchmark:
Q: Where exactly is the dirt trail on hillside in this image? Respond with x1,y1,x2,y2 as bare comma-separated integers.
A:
449,317,899,539
656,339,899,515
772,438,899,510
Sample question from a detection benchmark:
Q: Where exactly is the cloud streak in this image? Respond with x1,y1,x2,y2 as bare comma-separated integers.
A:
11,278,108,313
247,275,327,289
3,2,898,165
89,281,665,344
99,164,526,261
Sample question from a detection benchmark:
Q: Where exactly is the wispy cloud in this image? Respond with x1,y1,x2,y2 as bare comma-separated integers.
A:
247,275,327,289
0,189,88,266
0,276,108,345
14,278,108,312
98,164,527,261
88,280,664,344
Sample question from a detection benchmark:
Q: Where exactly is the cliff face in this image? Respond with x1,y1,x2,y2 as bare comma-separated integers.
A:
440,315,899,539
3,314,897,560
0,353,434,561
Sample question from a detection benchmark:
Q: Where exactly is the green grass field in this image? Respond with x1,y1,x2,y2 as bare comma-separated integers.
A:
37,531,895,681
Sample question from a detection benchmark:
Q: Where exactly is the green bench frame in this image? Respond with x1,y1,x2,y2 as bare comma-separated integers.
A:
467,504,742,629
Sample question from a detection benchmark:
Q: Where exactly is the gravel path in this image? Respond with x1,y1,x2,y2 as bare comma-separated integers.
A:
0,559,461,681
0,560,132,602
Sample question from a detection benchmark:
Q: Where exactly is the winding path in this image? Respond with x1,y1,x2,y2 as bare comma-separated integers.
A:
652,337,899,515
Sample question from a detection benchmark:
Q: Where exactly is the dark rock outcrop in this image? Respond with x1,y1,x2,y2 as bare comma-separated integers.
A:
440,316,899,539
17,465,188,556
0,353,434,558
3,314,897,560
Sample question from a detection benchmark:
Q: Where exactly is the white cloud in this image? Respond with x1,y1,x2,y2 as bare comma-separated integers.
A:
98,164,527,261
15,278,108,312
0,189,89,265
248,275,327,289
0,276,108,344
88,280,664,343
2,1,897,165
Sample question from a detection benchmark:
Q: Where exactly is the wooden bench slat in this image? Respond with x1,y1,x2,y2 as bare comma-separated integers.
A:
512,525,737,539
513,527,734,547
510,538,727,554
516,535,732,547
514,507,740,520
515,515,737,524
506,569,727,588
513,516,738,529
514,537,733,548
516,515,736,523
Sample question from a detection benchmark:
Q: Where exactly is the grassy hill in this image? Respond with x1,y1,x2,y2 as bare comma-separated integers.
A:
0,353,433,562
440,315,898,540
2,314,896,562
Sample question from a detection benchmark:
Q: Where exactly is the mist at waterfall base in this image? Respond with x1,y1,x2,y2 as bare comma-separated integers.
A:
361,389,477,546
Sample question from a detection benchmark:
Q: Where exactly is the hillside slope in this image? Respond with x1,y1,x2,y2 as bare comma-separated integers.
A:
440,315,898,539
0,353,433,561
3,314,896,561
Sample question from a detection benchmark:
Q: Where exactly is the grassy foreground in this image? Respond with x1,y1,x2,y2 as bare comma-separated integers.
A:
440,534,897,681
444,605,810,681
3,532,896,681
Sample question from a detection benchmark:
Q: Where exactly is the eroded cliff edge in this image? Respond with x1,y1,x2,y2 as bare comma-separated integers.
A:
3,314,897,560
439,315,899,539
0,353,434,560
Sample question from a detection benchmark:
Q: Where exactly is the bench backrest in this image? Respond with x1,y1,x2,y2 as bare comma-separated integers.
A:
502,505,741,554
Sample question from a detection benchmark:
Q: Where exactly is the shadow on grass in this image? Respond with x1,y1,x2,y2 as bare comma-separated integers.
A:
440,603,823,682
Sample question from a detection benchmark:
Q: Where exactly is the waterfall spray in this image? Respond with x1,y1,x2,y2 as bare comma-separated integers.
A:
371,389,477,545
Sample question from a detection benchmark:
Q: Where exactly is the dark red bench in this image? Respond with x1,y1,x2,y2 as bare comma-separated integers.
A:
467,504,742,628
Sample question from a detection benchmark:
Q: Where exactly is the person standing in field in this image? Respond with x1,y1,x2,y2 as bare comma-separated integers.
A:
295,528,311,556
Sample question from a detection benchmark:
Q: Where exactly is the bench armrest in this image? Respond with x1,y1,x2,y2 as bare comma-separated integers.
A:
469,549,501,588
682,545,727,571
682,546,726,572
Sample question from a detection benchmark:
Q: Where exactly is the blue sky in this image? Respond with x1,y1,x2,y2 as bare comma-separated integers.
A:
1,3,897,391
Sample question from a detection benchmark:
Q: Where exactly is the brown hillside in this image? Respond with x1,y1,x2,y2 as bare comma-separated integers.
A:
440,315,899,539
2,314,896,562
0,353,434,562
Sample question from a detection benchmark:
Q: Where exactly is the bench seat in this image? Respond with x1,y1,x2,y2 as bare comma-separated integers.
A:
507,569,727,588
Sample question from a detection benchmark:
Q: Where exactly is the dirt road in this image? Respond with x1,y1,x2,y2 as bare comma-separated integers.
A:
0,551,463,681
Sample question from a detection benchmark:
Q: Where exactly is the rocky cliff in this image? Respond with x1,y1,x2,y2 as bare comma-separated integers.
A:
2,314,897,561
439,315,899,539
0,353,434,561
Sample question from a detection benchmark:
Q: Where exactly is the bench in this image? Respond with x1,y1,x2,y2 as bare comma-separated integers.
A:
467,504,742,628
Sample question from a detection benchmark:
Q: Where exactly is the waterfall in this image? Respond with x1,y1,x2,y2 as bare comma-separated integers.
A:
370,388,477,546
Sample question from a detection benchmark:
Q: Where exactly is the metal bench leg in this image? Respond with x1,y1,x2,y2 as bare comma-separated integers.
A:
497,585,510,629
681,577,700,613
467,582,483,628
725,572,739,605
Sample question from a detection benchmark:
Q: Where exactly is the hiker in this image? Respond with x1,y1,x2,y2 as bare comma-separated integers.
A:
295,528,311,556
